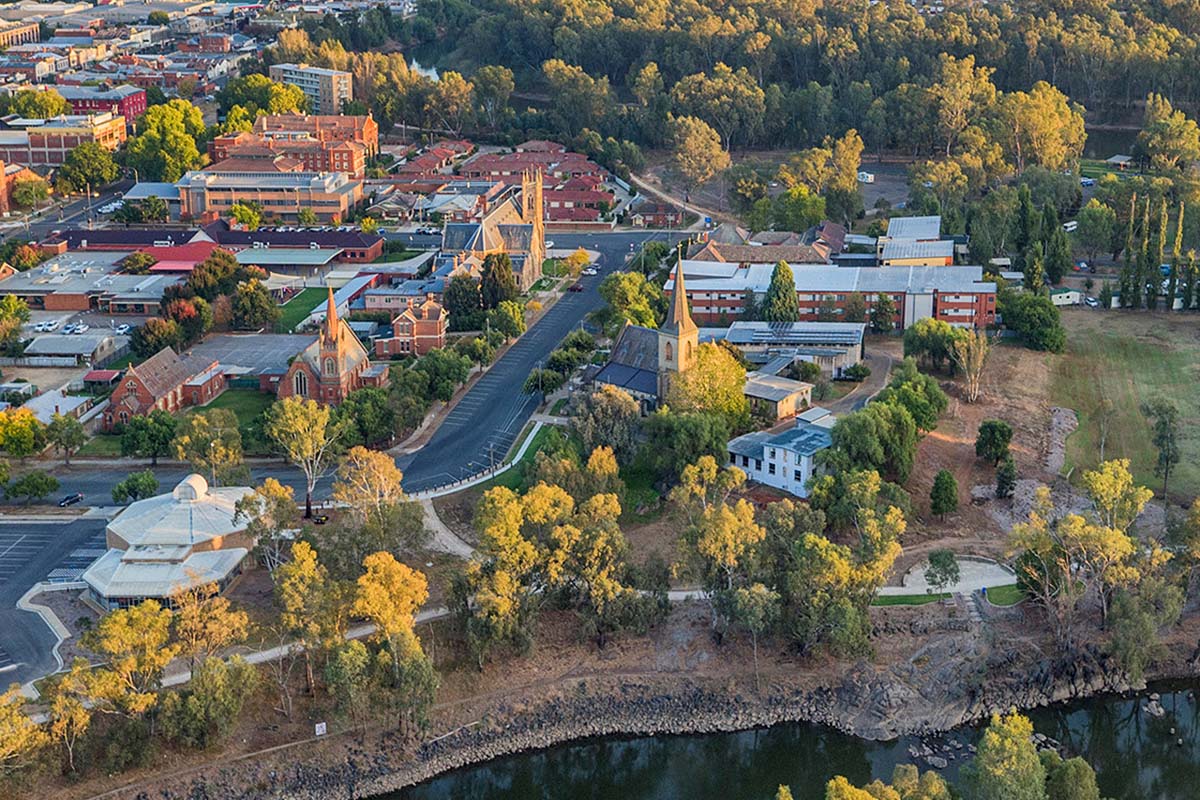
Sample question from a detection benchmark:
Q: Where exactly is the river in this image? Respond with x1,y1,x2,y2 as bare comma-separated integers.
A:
391,684,1200,800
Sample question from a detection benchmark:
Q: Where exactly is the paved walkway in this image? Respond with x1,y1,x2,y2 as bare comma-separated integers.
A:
877,557,1016,596
420,499,474,559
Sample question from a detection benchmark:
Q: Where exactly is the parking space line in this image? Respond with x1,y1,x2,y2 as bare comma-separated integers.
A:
0,535,26,560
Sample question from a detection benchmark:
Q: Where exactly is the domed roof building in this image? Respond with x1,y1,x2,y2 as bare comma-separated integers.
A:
82,474,256,610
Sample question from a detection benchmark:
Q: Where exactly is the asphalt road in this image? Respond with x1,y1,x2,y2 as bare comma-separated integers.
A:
397,230,682,492
3,184,130,242
0,518,108,685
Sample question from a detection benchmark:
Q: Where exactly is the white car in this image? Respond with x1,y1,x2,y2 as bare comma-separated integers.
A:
33,321,47,332
115,323,131,335
61,323,76,334
1084,297,1100,308
73,323,89,334
44,319,59,331
582,268,598,276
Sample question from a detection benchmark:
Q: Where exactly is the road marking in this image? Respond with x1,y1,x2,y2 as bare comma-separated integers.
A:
0,535,26,560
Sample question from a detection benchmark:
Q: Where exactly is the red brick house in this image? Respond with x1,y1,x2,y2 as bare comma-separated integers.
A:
375,297,447,357
279,288,388,404
104,347,224,430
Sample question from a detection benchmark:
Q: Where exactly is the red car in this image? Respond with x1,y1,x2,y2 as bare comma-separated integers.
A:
569,282,584,292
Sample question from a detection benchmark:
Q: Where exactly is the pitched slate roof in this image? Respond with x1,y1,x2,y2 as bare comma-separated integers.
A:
128,346,206,398
593,323,659,397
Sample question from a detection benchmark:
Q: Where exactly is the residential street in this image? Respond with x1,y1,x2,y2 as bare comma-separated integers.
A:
397,230,682,492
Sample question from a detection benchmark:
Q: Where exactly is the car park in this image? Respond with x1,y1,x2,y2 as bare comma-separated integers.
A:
58,493,84,507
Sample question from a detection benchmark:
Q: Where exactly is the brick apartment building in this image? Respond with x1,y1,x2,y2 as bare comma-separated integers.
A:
208,129,367,178
54,85,147,128
252,113,379,157
667,263,997,329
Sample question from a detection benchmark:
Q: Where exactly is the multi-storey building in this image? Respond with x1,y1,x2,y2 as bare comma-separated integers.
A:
252,113,378,157
667,263,997,329
53,85,147,127
176,169,364,223
0,21,38,48
268,63,352,115
374,297,447,357
0,111,126,165
207,130,367,178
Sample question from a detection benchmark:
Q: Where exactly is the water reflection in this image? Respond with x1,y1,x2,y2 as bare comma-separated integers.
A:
394,684,1200,800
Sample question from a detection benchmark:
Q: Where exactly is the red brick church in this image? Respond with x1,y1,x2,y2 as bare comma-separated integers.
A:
279,287,389,404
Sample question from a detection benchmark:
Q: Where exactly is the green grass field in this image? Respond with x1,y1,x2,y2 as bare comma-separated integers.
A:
872,592,950,606
195,388,275,425
984,584,1025,606
77,434,122,457
1051,310,1200,499
542,258,567,277
276,288,327,333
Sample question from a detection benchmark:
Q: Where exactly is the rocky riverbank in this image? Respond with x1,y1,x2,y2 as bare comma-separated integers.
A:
125,641,1181,800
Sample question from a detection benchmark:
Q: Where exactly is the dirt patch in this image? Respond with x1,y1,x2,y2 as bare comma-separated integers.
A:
431,488,483,546
1045,407,1078,475
29,587,100,666
622,517,679,567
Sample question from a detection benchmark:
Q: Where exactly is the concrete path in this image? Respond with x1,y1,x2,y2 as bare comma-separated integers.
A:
420,499,474,559
877,557,1016,596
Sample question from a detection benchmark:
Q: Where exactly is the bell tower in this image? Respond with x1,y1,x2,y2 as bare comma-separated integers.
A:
657,257,698,401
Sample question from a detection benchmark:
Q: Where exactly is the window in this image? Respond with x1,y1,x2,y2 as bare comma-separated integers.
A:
293,370,308,396
119,411,128,424
741,456,749,467
768,463,776,475
323,357,336,376
664,341,673,362
755,459,762,471
794,470,803,482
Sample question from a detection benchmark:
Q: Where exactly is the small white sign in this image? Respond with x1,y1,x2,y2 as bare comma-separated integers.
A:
315,722,327,736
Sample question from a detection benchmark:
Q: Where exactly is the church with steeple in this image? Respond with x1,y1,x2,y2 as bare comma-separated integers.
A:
279,286,389,404
591,259,699,410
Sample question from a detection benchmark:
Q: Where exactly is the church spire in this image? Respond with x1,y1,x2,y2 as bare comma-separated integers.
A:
324,284,338,341
661,255,697,336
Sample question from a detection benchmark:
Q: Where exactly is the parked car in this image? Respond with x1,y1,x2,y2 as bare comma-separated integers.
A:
73,323,89,334
1080,177,1096,187
44,319,59,331
1074,261,1087,272
857,171,876,184
568,282,584,292
61,323,77,334
582,268,598,276
1085,296,1101,308
115,323,131,335
58,493,84,507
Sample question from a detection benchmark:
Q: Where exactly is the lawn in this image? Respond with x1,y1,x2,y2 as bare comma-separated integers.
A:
872,592,950,606
275,288,327,333
188,388,276,455
530,277,560,293
984,584,1025,606
542,258,567,277
1051,310,1200,499
373,249,422,263
549,398,568,415
619,460,662,522
77,433,123,457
